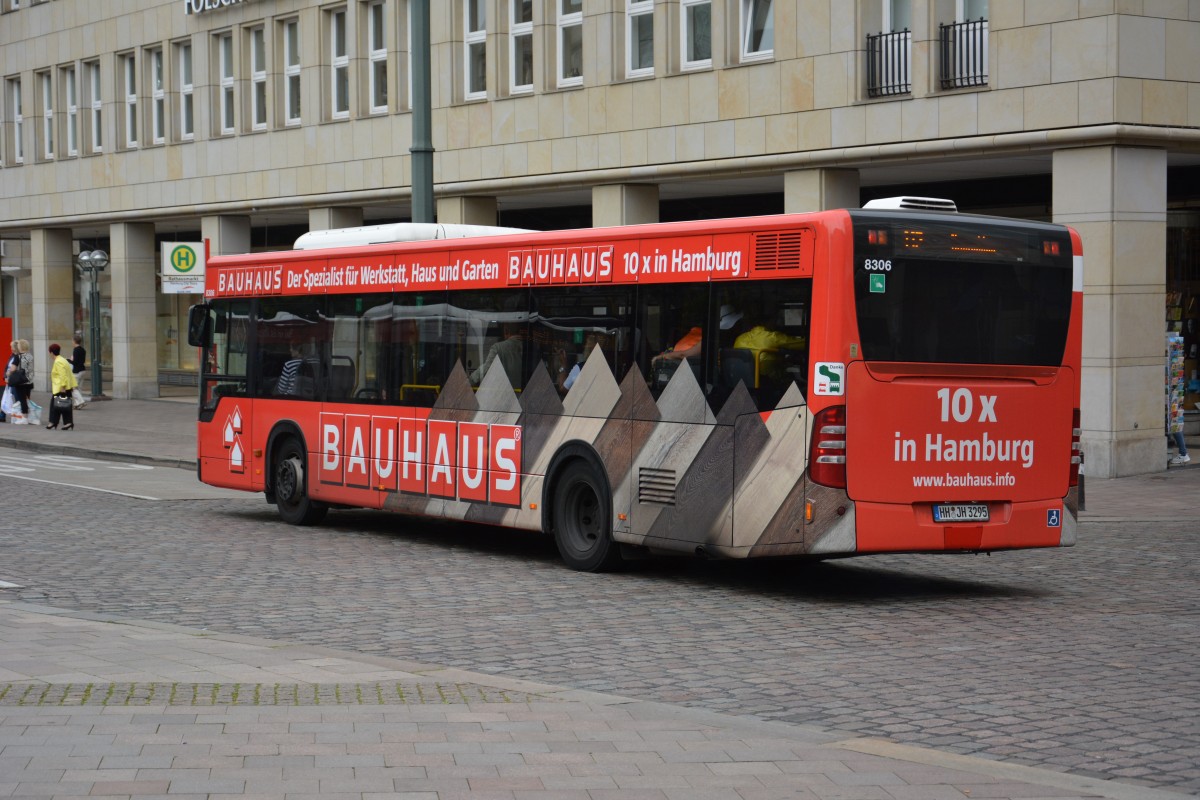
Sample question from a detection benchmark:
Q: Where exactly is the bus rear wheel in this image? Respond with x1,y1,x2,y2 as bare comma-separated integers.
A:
552,460,621,572
272,436,327,526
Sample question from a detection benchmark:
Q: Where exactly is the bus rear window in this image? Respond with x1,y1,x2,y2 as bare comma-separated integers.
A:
852,220,1073,366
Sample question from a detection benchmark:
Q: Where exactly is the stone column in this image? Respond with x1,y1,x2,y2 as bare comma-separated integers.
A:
1053,146,1168,478
436,196,498,226
109,222,158,400
592,184,659,227
309,207,364,231
29,228,75,393
201,215,251,257
784,168,860,212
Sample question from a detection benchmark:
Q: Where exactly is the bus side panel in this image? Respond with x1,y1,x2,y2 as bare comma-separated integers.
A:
198,397,258,493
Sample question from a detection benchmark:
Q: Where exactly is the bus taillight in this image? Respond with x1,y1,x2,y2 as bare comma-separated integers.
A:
1070,408,1082,487
810,405,847,489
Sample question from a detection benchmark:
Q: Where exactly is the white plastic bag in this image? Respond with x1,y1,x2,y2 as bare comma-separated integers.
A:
27,400,42,426
0,386,12,417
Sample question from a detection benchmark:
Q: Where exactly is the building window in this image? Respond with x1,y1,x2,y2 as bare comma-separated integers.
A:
367,1,388,112
216,32,235,134
121,53,137,147
149,47,165,144
282,18,301,124
250,26,267,130
63,65,78,157
39,71,53,160
681,0,711,70
740,0,773,61
557,0,582,87
6,77,22,164
85,61,101,153
329,7,350,118
868,0,911,96
940,0,988,89
627,0,653,78
178,42,194,140
509,0,533,94
464,0,486,100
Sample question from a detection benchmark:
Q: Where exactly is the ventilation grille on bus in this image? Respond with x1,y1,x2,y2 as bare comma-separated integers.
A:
753,231,805,271
638,467,677,506
862,196,958,212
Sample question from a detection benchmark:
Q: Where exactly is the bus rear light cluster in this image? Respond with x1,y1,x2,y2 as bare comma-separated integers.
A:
809,405,847,489
1070,407,1082,487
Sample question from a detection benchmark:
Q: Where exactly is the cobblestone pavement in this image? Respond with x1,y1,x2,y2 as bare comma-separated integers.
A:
1,474,1197,795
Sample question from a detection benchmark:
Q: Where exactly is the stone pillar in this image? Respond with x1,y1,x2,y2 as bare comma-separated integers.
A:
436,196,498,226
309,206,364,231
784,168,860,212
201,215,251,257
109,222,158,399
592,184,659,227
1053,146,1167,478
29,228,75,393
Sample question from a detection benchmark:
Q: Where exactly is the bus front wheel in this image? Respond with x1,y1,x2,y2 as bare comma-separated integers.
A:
272,436,328,526
552,460,621,572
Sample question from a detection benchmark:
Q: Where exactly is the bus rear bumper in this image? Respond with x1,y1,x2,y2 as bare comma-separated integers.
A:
855,497,1077,552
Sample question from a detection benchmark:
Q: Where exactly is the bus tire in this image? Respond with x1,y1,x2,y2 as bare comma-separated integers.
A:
551,460,622,572
272,435,328,526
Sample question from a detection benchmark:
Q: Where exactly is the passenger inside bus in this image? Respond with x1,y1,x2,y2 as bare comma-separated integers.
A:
469,322,526,387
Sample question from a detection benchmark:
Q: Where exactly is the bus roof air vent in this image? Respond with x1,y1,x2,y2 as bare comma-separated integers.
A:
862,196,958,213
293,223,534,250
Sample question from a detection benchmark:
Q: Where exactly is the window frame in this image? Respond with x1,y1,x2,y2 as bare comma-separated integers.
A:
367,0,388,113
8,77,24,164
464,0,487,100
281,17,302,125
329,7,350,119
120,53,138,148
509,0,533,95
178,41,195,141
740,0,774,62
556,0,583,88
38,70,53,160
680,0,712,71
148,47,165,145
63,64,78,157
217,31,236,135
85,61,101,154
249,25,268,131
626,0,654,79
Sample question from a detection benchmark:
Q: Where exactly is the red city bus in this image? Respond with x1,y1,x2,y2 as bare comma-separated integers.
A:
188,199,1082,570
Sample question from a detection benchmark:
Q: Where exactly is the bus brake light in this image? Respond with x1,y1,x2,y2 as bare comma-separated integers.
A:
1043,240,1061,256
867,229,888,245
809,405,847,489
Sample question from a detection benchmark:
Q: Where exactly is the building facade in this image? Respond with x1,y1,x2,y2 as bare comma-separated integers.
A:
1,0,1199,478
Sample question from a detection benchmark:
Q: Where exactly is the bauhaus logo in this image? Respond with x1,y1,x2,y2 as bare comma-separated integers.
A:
319,412,523,507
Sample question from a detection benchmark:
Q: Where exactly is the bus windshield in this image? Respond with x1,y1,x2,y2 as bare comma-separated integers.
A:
851,215,1073,366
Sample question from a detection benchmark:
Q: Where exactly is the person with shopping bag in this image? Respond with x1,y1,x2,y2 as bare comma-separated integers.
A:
46,343,78,430
5,339,35,424
69,333,88,409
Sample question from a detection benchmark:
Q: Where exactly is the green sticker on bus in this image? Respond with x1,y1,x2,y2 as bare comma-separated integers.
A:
870,273,887,293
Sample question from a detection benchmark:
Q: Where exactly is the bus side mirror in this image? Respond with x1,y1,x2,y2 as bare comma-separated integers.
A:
187,303,212,347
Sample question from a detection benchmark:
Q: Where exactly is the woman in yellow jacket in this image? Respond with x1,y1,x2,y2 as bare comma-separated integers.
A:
47,343,78,430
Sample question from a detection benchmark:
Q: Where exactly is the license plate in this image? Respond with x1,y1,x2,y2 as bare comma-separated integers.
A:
933,504,989,523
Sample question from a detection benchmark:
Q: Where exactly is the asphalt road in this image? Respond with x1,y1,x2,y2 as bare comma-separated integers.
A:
1,454,1197,794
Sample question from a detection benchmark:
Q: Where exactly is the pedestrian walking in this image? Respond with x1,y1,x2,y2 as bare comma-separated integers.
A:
46,343,77,430
69,333,88,409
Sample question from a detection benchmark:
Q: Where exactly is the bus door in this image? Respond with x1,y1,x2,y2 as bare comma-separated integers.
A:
193,300,257,492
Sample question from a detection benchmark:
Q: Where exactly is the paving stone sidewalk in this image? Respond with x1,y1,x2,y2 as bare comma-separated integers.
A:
1,600,1195,800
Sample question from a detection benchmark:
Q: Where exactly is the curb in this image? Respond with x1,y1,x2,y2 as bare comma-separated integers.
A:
0,436,193,471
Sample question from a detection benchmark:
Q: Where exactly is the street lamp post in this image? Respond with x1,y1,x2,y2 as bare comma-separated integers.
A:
76,249,109,399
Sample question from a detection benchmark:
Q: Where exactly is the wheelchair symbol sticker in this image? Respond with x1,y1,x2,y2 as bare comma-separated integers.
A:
1047,508,1061,528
